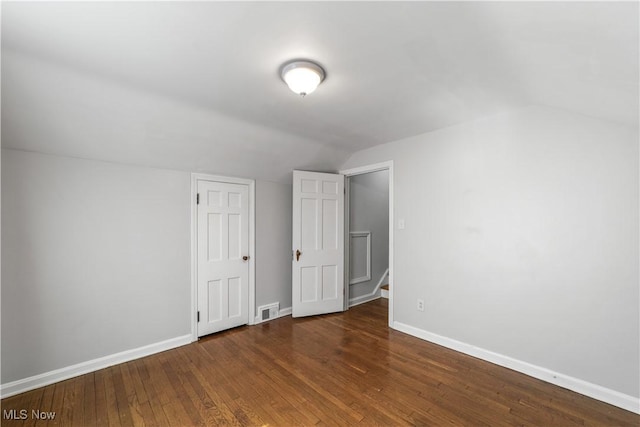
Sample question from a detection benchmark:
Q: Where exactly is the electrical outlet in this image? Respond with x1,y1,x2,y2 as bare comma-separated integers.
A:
417,299,424,312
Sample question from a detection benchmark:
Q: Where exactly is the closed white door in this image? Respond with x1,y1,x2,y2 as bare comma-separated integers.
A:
292,170,345,317
197,180,249,336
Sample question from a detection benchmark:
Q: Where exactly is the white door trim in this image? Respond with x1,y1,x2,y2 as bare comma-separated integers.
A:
340,161,394,328
190,173,256,342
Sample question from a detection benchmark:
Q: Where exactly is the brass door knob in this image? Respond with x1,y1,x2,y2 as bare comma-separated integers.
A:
242,256,250,261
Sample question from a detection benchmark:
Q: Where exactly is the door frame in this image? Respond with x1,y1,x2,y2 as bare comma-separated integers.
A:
339,161,394,328
190,173,256,341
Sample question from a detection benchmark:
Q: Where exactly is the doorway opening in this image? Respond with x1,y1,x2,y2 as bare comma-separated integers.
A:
341,162,394,327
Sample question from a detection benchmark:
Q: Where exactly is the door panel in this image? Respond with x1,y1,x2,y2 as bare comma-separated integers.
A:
322,199,338,249
207,280,222,322
292,170,345,317
207,213,222,261
322,265,338,300
197,180,249,336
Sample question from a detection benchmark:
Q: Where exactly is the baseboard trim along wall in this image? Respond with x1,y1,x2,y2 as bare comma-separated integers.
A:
393,322,640,415
0,334,192,399
253,307,292,325
349,267,389,307
349,293,381,307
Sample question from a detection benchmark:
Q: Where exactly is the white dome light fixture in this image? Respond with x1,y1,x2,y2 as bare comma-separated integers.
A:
280,60,325,97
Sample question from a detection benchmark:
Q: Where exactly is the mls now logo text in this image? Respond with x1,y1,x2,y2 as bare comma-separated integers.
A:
3,409,56,420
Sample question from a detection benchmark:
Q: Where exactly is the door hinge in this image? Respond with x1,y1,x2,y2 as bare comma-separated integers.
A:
197,311,200,322
196,193,200,205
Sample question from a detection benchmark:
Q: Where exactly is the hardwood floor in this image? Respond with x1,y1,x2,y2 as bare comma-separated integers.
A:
2,299,638,426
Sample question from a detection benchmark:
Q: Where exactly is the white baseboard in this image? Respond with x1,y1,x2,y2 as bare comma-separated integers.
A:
349,267,388,307
279,307,292,317
253,306,292,325
393,322,640,414
0,334,192,399
381,288,389,299
349,293,381,307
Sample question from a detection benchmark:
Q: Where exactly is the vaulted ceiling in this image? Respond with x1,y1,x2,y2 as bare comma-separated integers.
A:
2,2,638,182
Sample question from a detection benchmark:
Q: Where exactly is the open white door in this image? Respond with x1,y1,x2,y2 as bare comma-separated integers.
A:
292,170,345,317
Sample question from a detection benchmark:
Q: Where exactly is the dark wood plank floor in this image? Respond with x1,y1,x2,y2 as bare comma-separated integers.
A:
2,299,638,426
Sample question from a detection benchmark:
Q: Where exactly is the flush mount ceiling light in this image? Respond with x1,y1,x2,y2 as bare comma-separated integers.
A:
280,60,325,97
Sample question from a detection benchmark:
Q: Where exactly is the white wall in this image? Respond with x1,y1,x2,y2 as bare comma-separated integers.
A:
1,149,296,387
256,180,292,313
2,49,347,185
1,149,191,384
349,170,389,302
341,106,639,400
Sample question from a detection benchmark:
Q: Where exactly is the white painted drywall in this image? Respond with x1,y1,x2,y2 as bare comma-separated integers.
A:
256,180,293,312
1,50,347,184
1,149,191,383
1,149,298,384
3,2,638,150
349,170,389,300
341,105,639,398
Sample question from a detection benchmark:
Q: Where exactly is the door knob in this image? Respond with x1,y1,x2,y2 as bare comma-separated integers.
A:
295,249,301,261
242,255,250,261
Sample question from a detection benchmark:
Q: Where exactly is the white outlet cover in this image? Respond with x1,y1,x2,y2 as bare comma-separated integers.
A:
398,219,405,229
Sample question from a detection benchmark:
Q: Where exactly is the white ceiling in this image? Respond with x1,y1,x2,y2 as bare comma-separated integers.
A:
2,1,638,178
